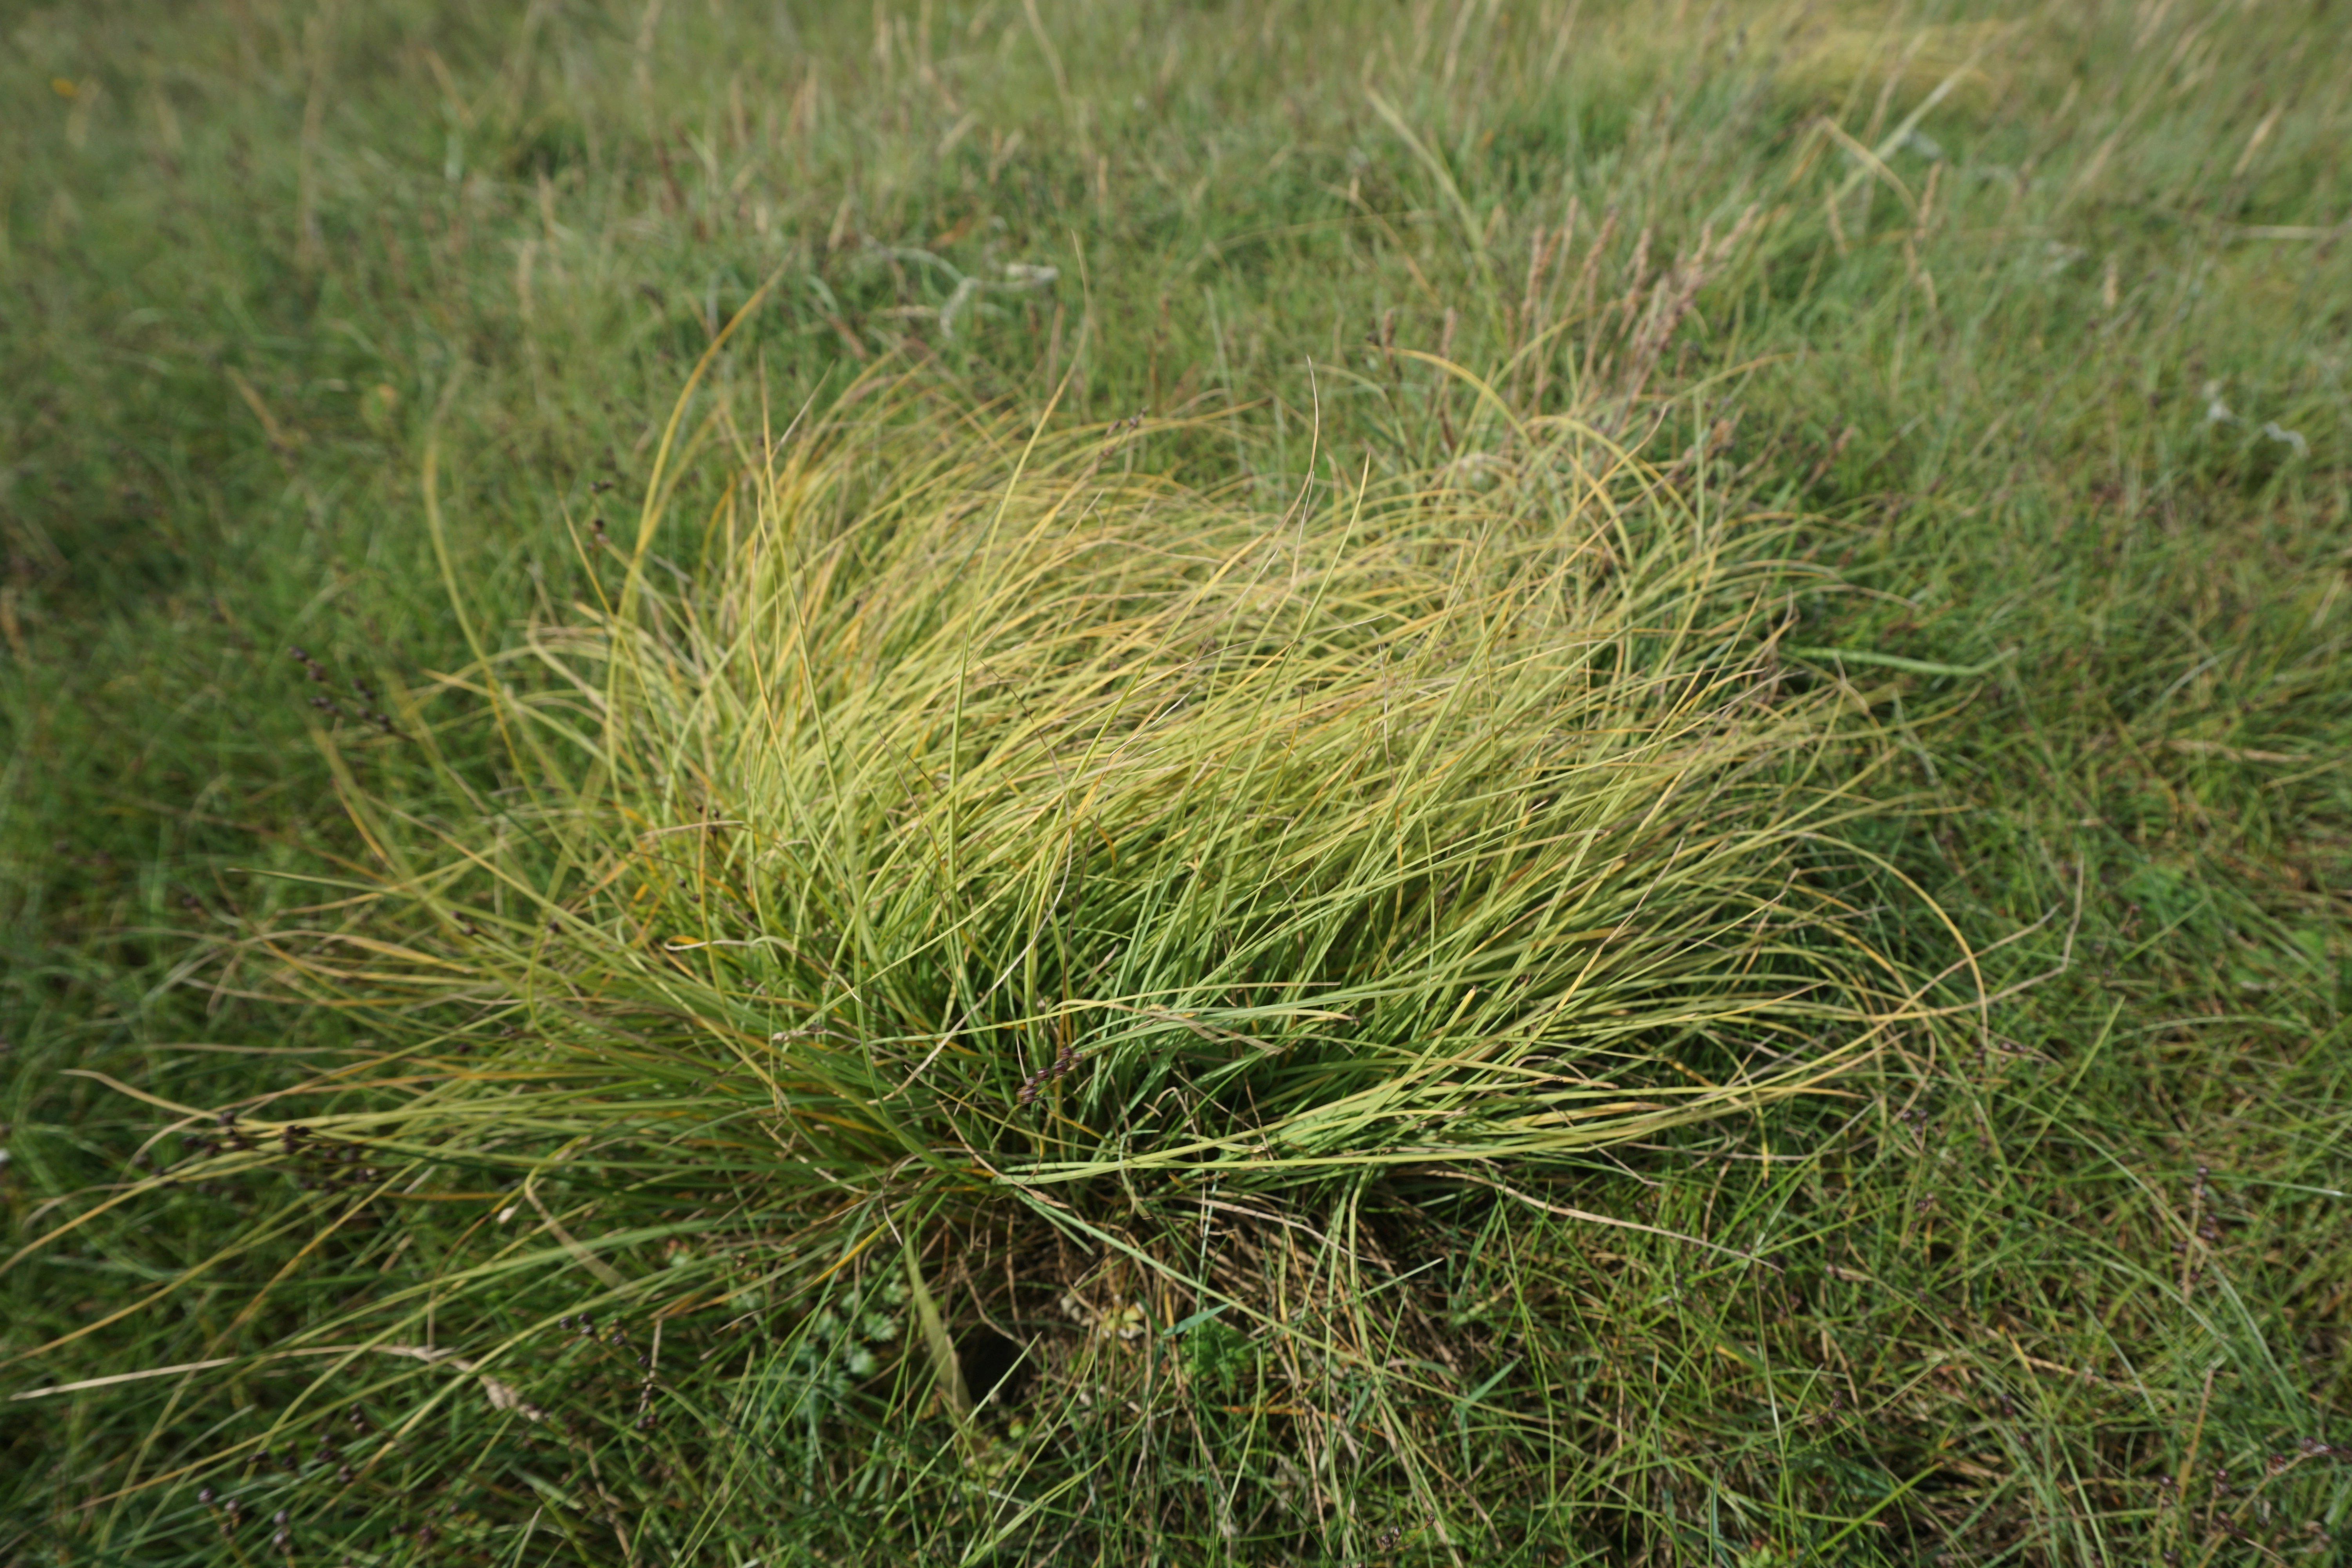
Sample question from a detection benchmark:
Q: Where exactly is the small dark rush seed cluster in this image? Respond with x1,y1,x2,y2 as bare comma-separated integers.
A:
176,1113,383,1194
288,646,397,735
1016,1038,1083,1108
557,1314,663,1430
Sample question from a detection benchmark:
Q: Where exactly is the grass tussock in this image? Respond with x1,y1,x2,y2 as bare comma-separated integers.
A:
38,374,1954,1558
359,381,1924,1172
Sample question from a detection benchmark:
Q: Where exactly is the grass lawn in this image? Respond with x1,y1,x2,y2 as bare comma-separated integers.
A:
3,1,2348,1562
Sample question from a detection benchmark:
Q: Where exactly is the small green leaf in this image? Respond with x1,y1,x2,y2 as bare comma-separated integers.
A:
1161,1301,1234,1338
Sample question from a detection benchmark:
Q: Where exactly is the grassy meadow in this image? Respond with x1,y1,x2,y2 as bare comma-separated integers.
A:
3,0,2349,1562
